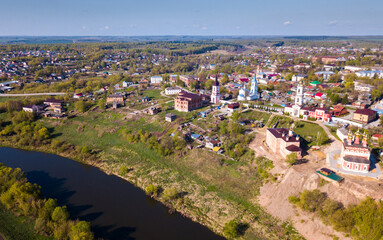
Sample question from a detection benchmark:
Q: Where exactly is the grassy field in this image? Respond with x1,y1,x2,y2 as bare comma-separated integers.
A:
293,121,330,146
142,89,168,100
40,110,302,239
0,205,52,240
241,110,271,123
267,115,293,128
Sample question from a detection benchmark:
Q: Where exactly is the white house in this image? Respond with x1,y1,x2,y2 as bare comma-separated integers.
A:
354,82,376,93
345,66,366,72
122,81,134,88
356,70,383,78
292,74,307,82
165,87,182,95
150,76,163,84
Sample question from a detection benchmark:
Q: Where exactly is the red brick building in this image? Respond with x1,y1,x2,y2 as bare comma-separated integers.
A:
266,128,302,159
174,91,203,112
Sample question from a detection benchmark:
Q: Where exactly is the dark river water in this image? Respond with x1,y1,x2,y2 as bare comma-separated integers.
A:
0,147,225,240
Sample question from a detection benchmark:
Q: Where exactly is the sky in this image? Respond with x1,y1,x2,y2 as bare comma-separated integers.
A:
0,0,382,36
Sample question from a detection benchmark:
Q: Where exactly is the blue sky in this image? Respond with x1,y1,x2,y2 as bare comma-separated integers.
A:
0,0,382,36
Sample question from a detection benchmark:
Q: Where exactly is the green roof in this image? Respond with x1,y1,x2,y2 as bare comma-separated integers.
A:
316,171,344,182
310,81,321,85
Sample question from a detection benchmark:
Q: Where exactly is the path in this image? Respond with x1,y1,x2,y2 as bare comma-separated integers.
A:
0,92,66,96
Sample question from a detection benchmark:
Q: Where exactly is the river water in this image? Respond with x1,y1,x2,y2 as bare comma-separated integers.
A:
0,147,225,240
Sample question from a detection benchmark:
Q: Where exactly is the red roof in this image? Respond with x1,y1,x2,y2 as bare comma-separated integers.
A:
315,92,324,97
354,109,377,116
372,134,383,139
240,78,249,83
286,145,302,152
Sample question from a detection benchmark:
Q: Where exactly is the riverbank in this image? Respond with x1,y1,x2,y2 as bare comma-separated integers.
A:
0,109,304,239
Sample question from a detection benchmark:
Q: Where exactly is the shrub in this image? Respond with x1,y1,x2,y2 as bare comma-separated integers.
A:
286,153,298,166
224,220,240,238
162,188,178,201
145,184,158,196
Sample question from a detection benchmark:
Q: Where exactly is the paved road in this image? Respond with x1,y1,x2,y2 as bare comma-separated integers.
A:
0,92,66,96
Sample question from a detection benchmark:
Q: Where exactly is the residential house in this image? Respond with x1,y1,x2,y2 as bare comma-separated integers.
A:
227,102,240,112
354,82,376,93
150,76,163,84
106,94,124,106
292,74,307,82
332,104,348,117
165,113,177,122
169,74,178,82
206,140,220,149
352,109,377,123
179,75,198,87
165,87,182,95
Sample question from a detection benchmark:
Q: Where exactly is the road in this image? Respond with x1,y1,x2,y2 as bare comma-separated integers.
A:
0,93,66,96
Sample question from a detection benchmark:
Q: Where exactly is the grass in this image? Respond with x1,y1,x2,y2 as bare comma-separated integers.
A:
326,126,341,141
0,205,52,240
293,121,330,146
142,89,167,100
241,110,271,123
39,109,303,240
267,115,293,128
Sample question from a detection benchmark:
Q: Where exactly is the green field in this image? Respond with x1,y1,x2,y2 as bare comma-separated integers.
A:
293,121,330,146
142,89,168,100
267,115,293,128
241,110,271,123
40,110,302,239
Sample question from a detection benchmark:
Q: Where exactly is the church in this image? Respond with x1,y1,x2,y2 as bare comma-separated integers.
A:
284,81,332,122
211,76,221,104
237,77,259,101
340,130,371,173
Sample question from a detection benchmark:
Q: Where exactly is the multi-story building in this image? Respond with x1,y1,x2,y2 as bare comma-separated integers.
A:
150,76,163,84
165,87,182,95
266,128,302,159
106,94,125,105
353,109,377,123
174,91,203,112
179,75,198,87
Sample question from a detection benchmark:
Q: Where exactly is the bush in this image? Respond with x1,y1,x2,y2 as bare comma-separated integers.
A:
162,188,178,201
286,153,298,166
119,166,128,176
224,220,240,238
145,184,158,196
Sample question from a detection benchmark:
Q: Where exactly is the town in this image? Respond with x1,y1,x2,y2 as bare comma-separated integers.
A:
1,39,383,240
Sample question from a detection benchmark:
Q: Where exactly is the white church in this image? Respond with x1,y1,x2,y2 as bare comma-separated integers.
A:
237,77,259,101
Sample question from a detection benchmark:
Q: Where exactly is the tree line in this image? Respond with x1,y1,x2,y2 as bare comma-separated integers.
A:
0,163,94,239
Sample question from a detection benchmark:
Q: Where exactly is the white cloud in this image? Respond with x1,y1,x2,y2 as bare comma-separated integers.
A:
236,26,241,30
328,20,337,26
104,25,110,30
283,21,291,26
82,26,86,30
201,24,208,30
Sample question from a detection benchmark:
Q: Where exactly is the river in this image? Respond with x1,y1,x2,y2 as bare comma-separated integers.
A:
0,147,225,240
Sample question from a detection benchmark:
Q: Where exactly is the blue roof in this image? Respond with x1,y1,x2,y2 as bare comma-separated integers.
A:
191,134,201,138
